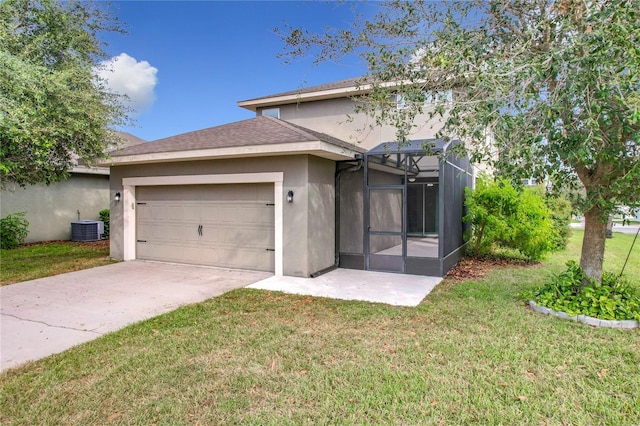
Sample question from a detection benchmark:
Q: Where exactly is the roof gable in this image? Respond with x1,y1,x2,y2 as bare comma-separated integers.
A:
105,116,364,165
111,116,362,157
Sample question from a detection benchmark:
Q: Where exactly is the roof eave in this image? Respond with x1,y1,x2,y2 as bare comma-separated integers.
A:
99,141,362,166
237,80,409,111
70,165,110,175
237,86,369,111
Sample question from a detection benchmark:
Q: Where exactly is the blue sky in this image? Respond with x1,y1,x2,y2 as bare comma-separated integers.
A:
100,1,373,141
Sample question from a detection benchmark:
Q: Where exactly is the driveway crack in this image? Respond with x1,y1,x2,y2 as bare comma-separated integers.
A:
1,313,102,335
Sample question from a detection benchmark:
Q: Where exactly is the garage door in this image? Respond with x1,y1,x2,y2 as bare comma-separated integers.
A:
135,183,275,272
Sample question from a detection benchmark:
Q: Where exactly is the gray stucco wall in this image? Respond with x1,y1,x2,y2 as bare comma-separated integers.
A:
1,173,109,242
109,155,335,277
306,156,336,274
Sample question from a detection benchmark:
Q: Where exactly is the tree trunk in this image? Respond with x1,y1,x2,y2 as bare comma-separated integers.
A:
580,205,607,284
474,222,486,254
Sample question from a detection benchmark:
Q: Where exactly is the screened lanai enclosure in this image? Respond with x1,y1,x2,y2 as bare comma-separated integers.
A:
337,139,472,276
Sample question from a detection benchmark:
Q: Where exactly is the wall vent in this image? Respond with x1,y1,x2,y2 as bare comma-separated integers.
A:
71,220,104,242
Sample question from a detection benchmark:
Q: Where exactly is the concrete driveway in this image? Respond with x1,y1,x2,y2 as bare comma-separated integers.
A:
0,261,270,371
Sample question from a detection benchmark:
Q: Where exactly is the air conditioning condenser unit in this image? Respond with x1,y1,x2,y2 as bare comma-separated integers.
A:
71,220,104,242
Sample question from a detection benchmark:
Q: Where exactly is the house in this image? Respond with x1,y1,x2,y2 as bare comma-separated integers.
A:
106,77,475,277
0,132,145,242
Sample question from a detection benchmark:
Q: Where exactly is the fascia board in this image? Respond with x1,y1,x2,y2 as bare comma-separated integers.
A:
237,81,403,111
237,87,371,111
101,141,361,166
70,166,110,175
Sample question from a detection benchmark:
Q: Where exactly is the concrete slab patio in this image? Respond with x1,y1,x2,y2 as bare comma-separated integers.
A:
248,268,442,307
0,261,270,371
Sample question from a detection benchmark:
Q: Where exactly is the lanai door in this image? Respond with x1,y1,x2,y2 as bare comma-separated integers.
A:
366,186,405,273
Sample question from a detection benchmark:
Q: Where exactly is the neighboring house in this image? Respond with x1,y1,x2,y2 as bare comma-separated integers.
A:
105,77,475,277
0,132,145,242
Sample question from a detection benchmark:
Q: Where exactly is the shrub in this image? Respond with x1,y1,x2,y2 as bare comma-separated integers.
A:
464,178,519,255
545,192,573,250
530,261,640,321
464,178,556,261
510,188,556,260
99,209,110,239
0,212,29,249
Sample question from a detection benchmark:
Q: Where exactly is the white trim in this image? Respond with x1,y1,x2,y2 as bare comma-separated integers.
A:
122,185,136,261
274,181,284,276
122,172,284,187
104,141,360,166
445,161,473,176
70,166,110,175
121,172,285,276
237,80,403,111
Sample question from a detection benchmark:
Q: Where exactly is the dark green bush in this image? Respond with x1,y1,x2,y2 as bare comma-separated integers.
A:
464,178,556,261
99,209,109,239
530,261,640,321
0,212,29,249
545,192,573,250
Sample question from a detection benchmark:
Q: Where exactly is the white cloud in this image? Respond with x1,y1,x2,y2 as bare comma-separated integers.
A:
95,53,158,113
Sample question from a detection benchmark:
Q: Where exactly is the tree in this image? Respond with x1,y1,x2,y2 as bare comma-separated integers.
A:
279,0,640,283
0,0,128,188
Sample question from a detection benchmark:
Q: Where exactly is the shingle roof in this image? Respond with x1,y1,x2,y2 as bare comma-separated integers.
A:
110,116,364,157
115,131,146,148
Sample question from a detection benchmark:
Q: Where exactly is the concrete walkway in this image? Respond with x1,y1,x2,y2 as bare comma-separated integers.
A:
0,261,270,371
248,268,442,307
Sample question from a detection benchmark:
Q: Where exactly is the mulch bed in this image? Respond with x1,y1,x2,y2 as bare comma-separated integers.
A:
18,239,110,248
445,256,537,281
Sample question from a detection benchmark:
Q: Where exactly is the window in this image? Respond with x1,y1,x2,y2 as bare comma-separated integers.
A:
261,108,280,119
427,90,452,104
396,90,452,109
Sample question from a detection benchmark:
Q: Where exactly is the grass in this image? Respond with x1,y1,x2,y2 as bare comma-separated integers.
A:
563,230,639,279
0,241,116,286
1,231,638,425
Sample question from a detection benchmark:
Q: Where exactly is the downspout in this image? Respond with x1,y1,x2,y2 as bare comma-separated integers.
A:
309,154,363,278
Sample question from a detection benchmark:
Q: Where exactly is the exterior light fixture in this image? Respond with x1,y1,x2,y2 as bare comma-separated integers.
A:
114,192,121,202
287,190,294,203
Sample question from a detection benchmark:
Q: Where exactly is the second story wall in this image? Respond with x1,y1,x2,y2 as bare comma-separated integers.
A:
258,97,447,151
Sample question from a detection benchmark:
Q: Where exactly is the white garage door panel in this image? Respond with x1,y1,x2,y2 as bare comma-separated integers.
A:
212,227,272,247
137,242,199,263
153,224,199,243
200,246,274,271
136,184,275,272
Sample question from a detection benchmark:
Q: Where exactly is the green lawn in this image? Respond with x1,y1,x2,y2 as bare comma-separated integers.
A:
0,241,116,286
562,230,640,279
1,231,638,425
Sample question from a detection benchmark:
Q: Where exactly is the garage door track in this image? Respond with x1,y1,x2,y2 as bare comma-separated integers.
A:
0,261,270,371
